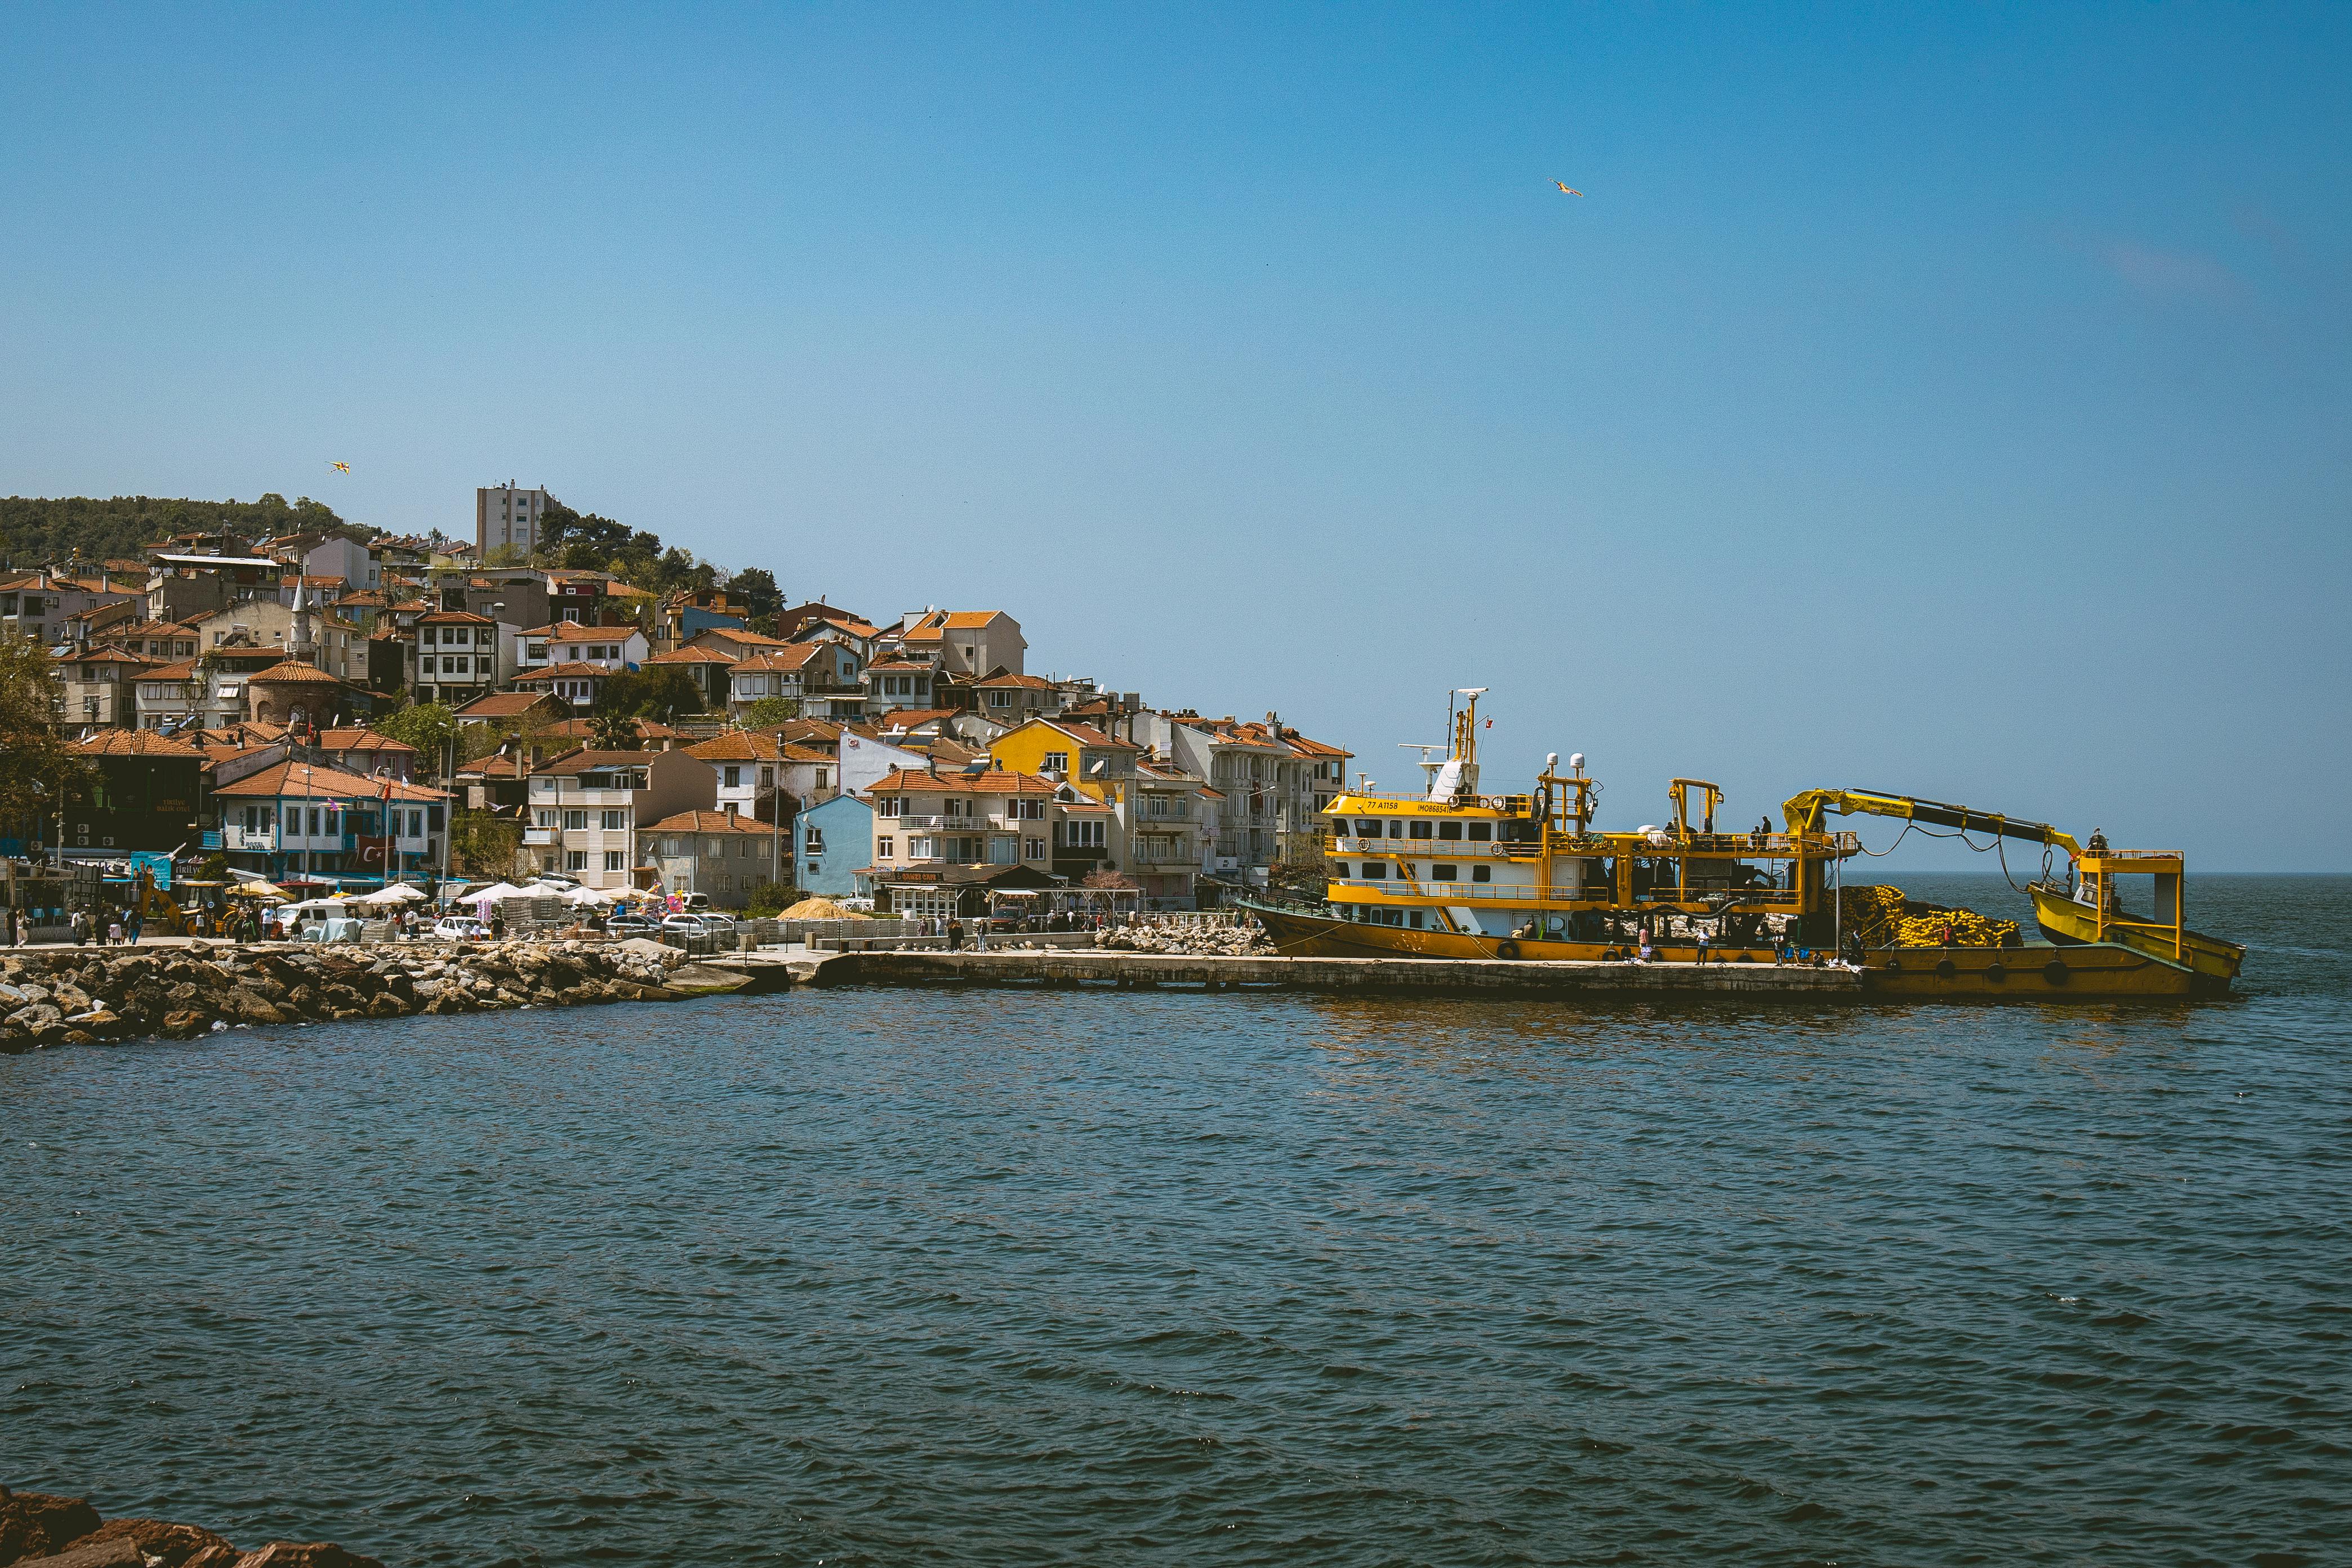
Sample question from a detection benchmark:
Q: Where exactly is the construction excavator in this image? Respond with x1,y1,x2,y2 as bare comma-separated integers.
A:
1781,788,2243,987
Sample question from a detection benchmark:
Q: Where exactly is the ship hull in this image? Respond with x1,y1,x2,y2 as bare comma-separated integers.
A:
1242,902,2228,999
2029,885,2243,987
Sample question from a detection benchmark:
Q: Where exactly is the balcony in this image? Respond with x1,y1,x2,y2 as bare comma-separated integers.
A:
523,827,556,846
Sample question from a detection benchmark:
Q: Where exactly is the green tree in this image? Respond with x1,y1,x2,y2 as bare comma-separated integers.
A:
594,666,703,723
587,712,642,751
726,567,781,621
0,639,93,841
448,810,522,877
373,702,462,779
743,696,800,728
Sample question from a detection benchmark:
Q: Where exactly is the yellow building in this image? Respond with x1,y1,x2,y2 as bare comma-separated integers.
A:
986,716,1140,804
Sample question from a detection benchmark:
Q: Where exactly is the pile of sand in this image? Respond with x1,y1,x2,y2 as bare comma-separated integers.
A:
776,896,871,920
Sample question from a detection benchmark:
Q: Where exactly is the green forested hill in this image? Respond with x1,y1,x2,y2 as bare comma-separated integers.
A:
0,494,348,569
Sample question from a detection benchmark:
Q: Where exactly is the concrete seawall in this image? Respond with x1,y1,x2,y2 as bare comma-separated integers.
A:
799,949,1863,996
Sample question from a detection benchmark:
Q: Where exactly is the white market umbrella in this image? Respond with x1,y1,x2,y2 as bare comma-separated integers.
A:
359,883,427,906
558,884,613,905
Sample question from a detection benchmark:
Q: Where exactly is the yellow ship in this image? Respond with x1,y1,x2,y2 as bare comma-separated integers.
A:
1242,691,2244,999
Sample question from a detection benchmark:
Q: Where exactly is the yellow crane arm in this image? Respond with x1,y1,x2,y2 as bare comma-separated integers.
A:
1780,789,2081,856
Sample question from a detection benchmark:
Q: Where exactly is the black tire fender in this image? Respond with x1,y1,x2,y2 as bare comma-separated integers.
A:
1495,939,1521,961
1935,959,1957,979
2043,960,2069,986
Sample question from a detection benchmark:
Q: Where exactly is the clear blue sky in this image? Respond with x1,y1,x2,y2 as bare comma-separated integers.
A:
4,4,2346,868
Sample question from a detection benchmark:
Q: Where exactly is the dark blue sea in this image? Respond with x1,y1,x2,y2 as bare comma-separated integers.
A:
5,875,2348,1566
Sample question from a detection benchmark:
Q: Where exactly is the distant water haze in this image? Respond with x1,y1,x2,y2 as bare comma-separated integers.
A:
2,5,2345,866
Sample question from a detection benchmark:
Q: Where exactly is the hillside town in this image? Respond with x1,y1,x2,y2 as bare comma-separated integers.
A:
1,485,1351,918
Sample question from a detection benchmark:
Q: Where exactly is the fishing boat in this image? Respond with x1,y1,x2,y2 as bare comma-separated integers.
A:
1240,691,2243,998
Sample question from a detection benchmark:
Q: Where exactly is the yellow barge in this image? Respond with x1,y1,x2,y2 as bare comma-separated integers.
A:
1242,691,2243,999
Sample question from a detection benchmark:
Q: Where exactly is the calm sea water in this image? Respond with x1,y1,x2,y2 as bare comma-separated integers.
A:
4,874,2348,1566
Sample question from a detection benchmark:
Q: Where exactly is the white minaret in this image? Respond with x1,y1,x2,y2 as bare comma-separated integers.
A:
290,576,316,662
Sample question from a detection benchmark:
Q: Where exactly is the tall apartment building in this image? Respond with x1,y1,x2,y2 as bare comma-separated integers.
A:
476,483,558,557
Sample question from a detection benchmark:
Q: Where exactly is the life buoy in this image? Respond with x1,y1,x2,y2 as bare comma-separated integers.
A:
1495,940,1521,960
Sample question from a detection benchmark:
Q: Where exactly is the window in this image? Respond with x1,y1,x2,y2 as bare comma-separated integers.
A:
1043,751,1069,774
1025,837,1046,859
1437,821,1463,840
1361,862,1387,880
476,656,492,674
1409,821,1433,839
1331,863,1351,879
528,642,547,661
805,826,826,853
1356,819,1382,838
564,809,587,831
814,768,829,788
1387,821,1405,838
422,627,438,645
908,837,934,859
1468,822,1492,842
1472,865,1491,883
760,766,773,789
605,850,625,872
566,850,587,871
1431,865,1458,880
987,690,1010,708
1006,799,1044,819
602,809,625,830
537,808,556,827
724,765,741,789
988,837,1018,865
325,810,341,838
875,796,902,818
875,836,894,858
307,808,322,835
1059,819,1105,849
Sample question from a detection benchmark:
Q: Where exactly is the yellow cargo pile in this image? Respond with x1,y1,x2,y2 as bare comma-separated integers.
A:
1894,908,2018,946
1839,884,2019,948
1839,884,1908,948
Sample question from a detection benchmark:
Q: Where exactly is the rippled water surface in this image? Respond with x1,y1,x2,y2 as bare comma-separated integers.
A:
5,875,2349,1566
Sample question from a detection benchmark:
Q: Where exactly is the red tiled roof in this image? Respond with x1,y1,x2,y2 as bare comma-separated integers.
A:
644,810,773,834
687,732,783,761
644,646,738,664
319,727,420,755
73,729,204,758
453,691,563,719
865,767,1059,796
417,610,495,626
212,759,449,801
514,661,613,683
248,660,343,684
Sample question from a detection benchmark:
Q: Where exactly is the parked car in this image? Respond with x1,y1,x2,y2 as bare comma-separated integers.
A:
297,916,366,945
606,914,660,937
433,916,491,942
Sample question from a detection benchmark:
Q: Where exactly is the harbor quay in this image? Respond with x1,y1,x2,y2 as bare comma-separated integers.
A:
774,947,1862,996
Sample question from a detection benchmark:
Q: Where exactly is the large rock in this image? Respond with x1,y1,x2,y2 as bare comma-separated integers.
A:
9,1538,141,1568
0,1486,103,1565
59,1518,234,1568
229,1544,384,1568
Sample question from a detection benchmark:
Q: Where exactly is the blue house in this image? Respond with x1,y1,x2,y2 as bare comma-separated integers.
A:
794,792,872,898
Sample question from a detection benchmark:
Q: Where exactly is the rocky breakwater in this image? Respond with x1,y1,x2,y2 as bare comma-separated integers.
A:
0,939,702,1054
1092,923,1272,957
0,1483,379,1568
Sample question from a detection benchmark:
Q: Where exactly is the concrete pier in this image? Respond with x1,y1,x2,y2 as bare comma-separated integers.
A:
777,948,1862,996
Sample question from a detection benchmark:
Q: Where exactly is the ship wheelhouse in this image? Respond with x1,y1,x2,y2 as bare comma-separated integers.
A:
1301,691,1860,959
